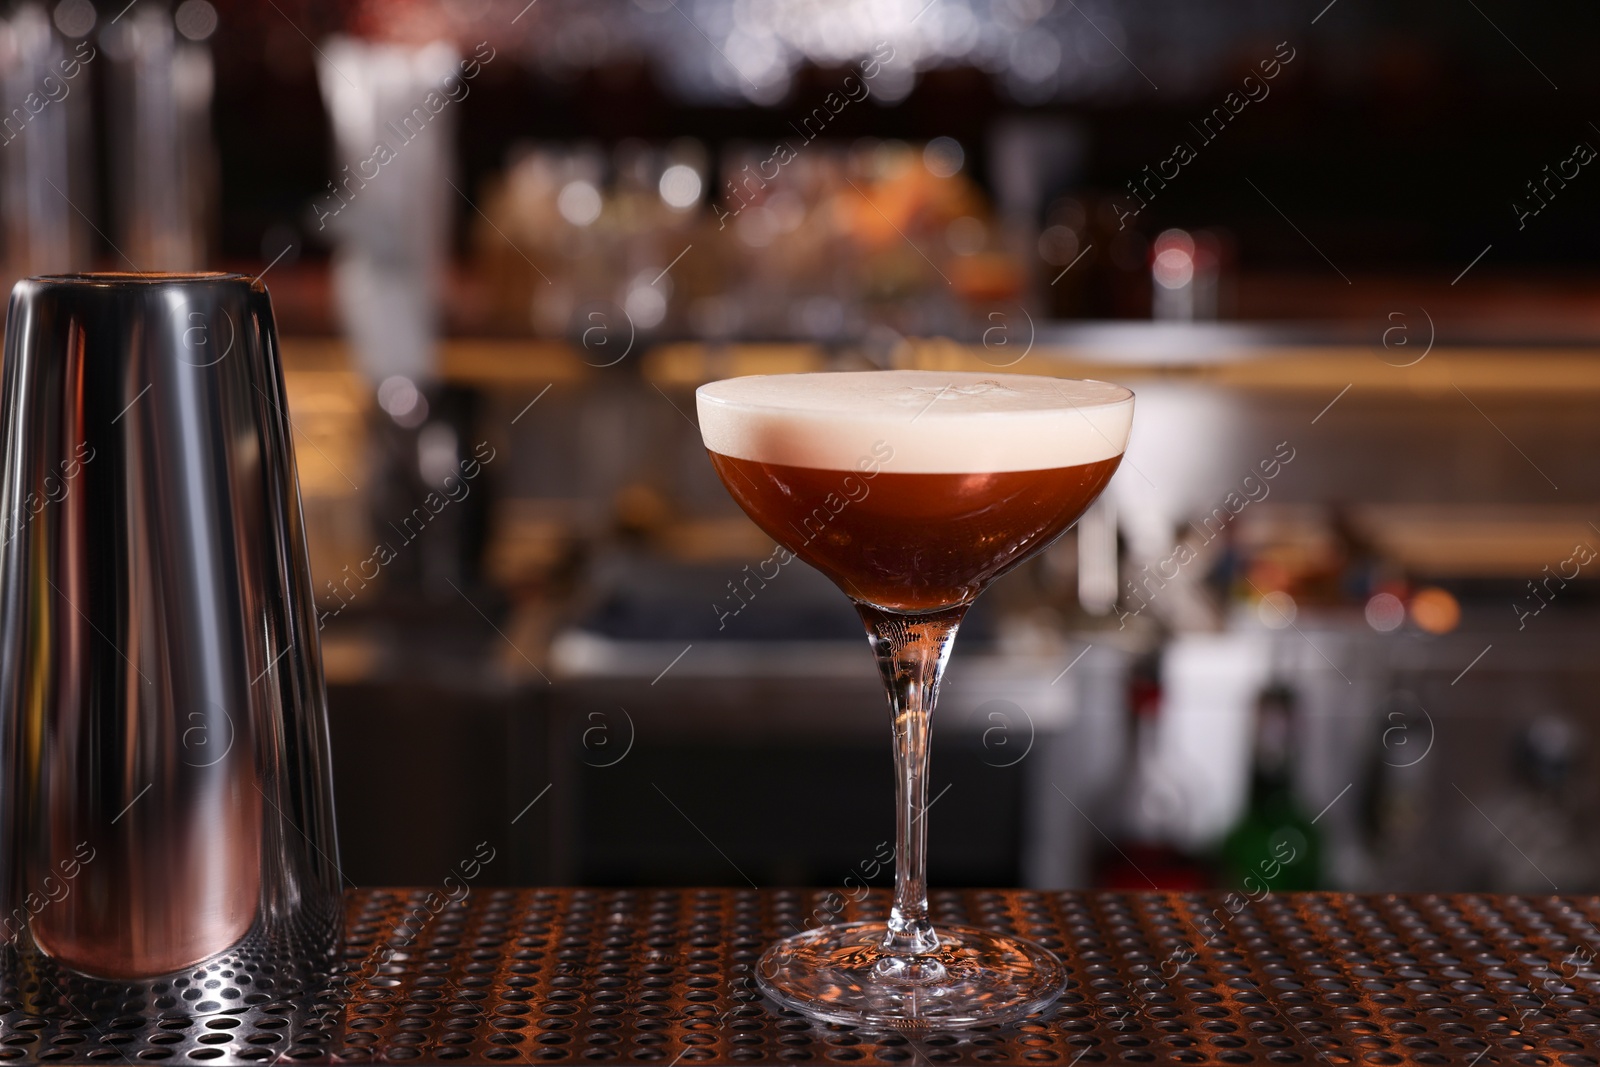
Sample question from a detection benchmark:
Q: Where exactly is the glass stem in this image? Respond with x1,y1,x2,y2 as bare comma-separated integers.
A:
857,602,966,959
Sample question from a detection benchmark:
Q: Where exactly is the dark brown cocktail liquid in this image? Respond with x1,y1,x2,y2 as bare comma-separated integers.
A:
709,452,1122,612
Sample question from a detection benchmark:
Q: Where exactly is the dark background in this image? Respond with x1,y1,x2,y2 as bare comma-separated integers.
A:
198,0,1600,274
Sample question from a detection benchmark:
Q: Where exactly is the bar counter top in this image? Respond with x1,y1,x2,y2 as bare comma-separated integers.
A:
4,887,1597,1065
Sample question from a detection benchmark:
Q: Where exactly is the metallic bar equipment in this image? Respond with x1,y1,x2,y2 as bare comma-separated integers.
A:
0,273,341,1002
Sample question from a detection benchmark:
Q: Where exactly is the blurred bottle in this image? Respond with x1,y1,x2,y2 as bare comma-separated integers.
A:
1352,688,1436,890
1096,656,1211,890
1217,682,1321,891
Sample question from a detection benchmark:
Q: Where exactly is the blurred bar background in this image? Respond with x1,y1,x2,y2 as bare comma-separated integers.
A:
7,0,1600,895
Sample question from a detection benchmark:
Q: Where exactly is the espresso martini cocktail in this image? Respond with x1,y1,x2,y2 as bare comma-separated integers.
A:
699,371,1131,612
697,370,1135,1029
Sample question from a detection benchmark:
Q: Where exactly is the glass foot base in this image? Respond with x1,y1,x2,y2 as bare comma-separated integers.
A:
756,921,1066,1030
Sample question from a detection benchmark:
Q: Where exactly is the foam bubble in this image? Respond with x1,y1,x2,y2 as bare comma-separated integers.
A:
696,371,1134,474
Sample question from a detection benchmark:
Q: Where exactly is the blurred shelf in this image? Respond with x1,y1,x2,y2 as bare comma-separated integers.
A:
281,329,1600,395
645,342,829,384
280,336,590,383
899,329,1600,394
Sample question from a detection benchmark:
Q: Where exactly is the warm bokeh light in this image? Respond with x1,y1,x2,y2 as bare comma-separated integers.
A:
1410,586,1461,634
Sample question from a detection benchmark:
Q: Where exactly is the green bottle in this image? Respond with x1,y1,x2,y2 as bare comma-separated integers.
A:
1218,683,1321,892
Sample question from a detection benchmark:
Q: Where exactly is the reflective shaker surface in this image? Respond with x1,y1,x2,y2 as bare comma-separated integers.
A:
0,273,341,988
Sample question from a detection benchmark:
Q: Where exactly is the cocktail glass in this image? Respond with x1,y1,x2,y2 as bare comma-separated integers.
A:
696,370,1135,1029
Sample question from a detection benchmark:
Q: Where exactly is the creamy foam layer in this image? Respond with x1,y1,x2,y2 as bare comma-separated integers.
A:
697,371,1135,474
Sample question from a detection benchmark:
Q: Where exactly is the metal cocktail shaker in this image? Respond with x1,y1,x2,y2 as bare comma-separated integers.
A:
0,273,341,997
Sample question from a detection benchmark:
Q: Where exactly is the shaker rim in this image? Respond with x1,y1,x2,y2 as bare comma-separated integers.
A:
25,271,261,288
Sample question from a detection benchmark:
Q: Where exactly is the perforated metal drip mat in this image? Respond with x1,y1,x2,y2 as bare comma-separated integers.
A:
3,889,1600,1064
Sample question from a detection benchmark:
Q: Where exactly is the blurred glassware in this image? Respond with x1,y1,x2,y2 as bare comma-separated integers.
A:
1468,714,1600,893
316,36,457,389
315,38,502,603
472,137,1033,345
103,3,215,269
0,3,94,280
